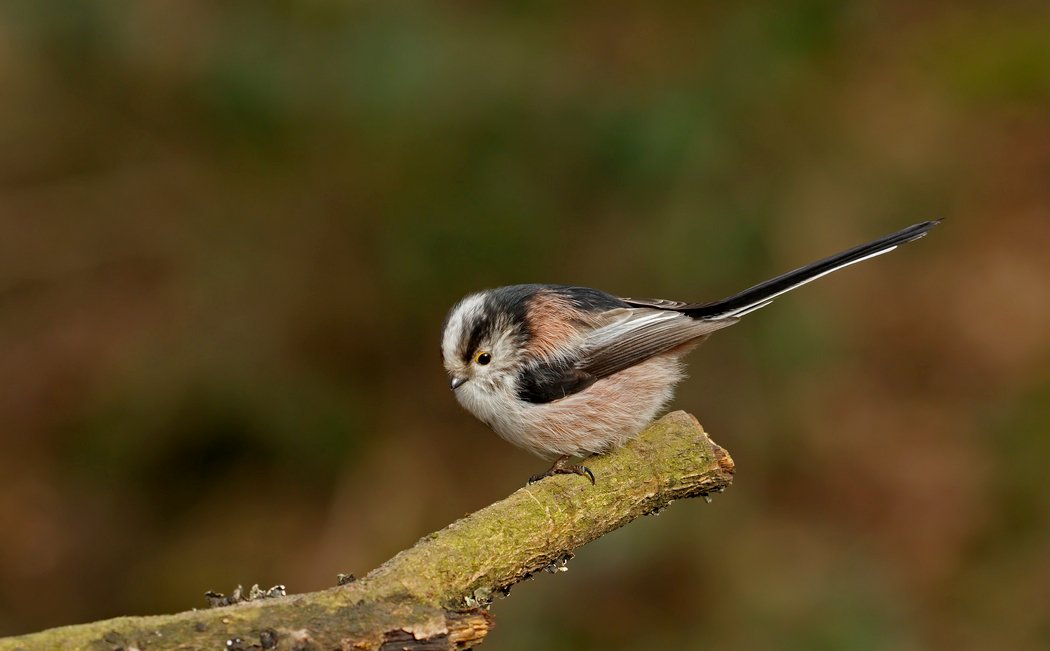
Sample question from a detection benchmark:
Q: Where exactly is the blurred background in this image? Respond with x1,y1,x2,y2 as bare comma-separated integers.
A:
1,1,1048,649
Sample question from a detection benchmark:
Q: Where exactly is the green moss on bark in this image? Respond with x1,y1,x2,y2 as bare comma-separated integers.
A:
0,411,733,651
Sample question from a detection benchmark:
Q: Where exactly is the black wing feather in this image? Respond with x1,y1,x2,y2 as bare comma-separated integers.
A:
516,311,734,404
575,313,734,379
517,361,597,404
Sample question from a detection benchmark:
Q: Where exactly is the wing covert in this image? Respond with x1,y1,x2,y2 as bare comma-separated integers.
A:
575,309,736,379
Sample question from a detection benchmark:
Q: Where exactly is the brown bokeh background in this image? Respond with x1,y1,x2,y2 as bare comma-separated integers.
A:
2,2,1049,649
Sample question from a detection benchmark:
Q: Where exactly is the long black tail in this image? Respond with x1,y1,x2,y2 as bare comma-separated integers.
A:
682,220,940,320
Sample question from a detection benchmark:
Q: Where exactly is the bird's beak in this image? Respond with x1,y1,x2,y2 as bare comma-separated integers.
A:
450,376,468,390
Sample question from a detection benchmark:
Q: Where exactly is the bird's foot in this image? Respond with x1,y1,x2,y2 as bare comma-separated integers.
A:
527,455,595,485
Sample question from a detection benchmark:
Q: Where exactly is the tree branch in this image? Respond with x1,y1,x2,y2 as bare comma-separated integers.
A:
0,411,734,651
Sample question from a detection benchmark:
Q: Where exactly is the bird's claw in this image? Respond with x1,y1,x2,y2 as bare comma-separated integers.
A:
527,456,596,485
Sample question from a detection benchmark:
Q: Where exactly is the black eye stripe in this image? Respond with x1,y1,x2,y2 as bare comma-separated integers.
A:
462,315,491,362
459,291,532,363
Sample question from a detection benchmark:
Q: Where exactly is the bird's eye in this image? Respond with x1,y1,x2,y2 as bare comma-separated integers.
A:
475,352,492,365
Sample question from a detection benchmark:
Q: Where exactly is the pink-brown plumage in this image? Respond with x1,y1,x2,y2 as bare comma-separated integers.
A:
522,291,585,361
505,352,687,458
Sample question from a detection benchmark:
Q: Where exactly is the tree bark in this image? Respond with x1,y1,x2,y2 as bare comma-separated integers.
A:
0,411,734,651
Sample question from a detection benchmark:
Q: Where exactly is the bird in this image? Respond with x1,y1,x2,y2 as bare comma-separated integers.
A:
441,220,939,484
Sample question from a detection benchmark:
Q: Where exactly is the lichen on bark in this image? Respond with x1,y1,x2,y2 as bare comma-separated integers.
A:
0,410,733,651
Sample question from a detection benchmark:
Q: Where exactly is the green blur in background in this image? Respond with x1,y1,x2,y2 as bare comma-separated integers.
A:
1,1,1049,649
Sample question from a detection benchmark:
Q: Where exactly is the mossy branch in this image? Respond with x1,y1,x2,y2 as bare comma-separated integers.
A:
0,411,734,651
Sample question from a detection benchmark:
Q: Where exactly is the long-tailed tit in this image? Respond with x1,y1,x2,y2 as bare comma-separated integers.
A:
441,221,939,483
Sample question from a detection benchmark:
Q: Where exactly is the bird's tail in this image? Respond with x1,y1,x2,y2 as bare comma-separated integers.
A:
683,220,940,320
